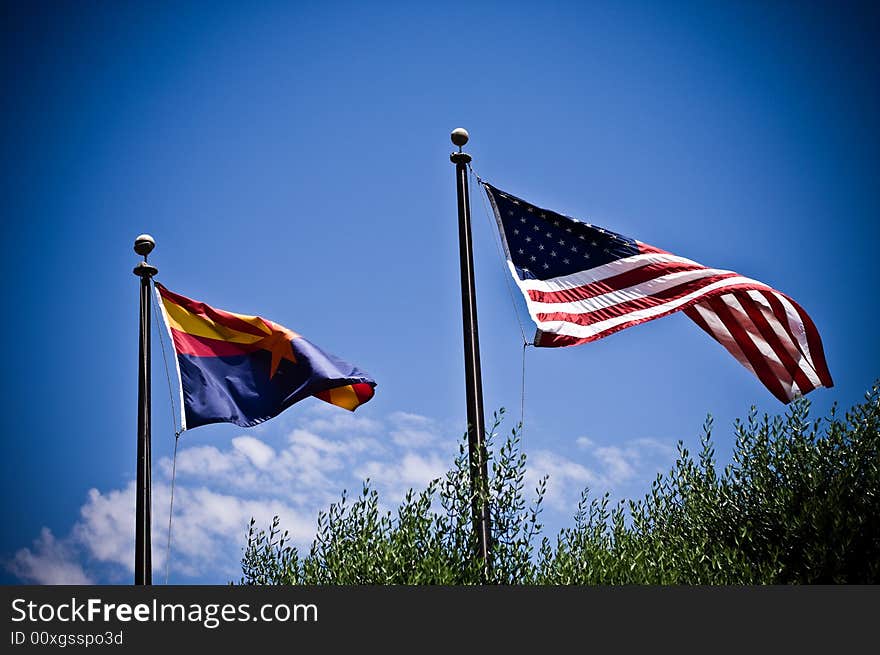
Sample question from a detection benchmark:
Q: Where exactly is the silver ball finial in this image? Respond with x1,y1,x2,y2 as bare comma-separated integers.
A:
134,234,155,258
451,128,469,148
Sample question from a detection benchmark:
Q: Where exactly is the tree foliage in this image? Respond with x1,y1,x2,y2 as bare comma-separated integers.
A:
240,383,880,584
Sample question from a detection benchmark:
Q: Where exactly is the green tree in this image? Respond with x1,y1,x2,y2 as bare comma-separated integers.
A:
240,383,880,584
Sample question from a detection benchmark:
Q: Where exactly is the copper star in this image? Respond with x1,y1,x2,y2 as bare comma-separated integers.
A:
254,320,299,379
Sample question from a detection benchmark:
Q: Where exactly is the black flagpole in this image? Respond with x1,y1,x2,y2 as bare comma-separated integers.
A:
450,128,492,571
133,234,157,585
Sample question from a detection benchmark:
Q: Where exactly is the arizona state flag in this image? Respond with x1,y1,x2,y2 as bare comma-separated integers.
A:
155,283,376,430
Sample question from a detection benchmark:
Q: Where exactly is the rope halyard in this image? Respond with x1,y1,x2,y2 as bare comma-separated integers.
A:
521,342,530,438
164,432,180,585
469,164,529,346
151,284,182,584
469,165,532,440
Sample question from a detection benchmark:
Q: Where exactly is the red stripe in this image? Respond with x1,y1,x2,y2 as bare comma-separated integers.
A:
685,301,760,374
535,282,763,347
313,382,375,407
540,287,826,403
683,304,713,337
536,272,740,327
707,296,790,403
156,283,269,338
170,327,260,358
761,291,832,388
352,382,375,404
722,293,799,397
557,293,795,404
786,296,834,388
684,302,760,376
637,242,669,255
535,331,585,347
527,261,708,304
735,292,814,395
761,291,811,363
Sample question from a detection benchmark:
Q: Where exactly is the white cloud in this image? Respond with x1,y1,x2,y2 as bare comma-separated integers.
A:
287,428,349,455
55,479,316,582
575,436,594,449
388,411,432,426
156,429,381,504
390,428,437,448
581,437,676,488
72,483,137,572
388,411,441,448
300,403,382,435
168,445,235,477
6,407,455,584
232,436,275,470
7,528,92,585
530,435,677,515
593,446,637,484
355,451,448,500
7,406,675,584
526,450,598,511
162,486,313,579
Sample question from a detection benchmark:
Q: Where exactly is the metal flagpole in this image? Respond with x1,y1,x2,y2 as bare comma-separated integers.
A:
133,234,158,585
450,128,492,571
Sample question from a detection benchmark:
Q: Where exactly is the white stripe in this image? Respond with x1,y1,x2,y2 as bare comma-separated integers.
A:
515,252,703,292
155,285,187,432
745,290,822,390
527,267,735,314
508,261,546,332
721,295,798,401
530,275,773,339
772,292,814,366
690,302,757,376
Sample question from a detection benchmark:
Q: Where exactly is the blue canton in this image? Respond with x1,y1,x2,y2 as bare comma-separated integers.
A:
485,183,639,281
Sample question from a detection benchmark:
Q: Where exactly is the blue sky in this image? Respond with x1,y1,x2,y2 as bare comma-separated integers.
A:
2,1,877,584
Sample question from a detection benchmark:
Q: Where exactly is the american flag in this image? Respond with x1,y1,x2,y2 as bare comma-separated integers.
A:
483,182,832,403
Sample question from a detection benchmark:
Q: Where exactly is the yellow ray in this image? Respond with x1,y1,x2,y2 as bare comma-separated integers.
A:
160,297,270,344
